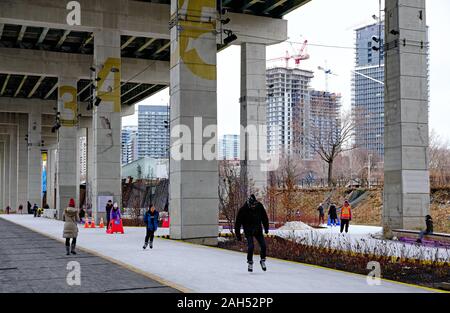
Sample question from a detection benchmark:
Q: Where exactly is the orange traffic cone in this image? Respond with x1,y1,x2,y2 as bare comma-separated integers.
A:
99,218,105,228
90,217,96,228
84,218,90,228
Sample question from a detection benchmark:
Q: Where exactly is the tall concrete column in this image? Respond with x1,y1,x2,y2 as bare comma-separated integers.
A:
169,0,218,245
46,147,56,210
1,135,11,208
76,128,87,208
56,77,78,218
27,110,42,207
17,114,28,209
383,0,430,235
86,127,94,212
240,42,268,199
0,142,4,210
91,29,122,223
8,126,18,210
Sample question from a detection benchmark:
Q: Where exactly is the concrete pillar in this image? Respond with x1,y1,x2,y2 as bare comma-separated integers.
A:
0,142,4,210
56,77,78,219
46,147,56,210
383,0,430,235
76,128,87,208
8,126,18,210
1,135,11,208
17,114,28,209
86,127,94,213
169,0,218,245
91,29,122,223
27,110,42,207
240,42,268,199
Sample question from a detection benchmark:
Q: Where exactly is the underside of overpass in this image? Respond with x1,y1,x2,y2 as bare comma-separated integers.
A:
0,0,429,243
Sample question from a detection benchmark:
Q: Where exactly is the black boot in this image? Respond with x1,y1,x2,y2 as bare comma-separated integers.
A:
260,259,267,272
143,242,148,250
70,243,77,255
66,246,70,256
150,241,153,249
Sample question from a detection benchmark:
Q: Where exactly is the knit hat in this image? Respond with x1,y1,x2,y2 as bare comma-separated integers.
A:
69,198,75,207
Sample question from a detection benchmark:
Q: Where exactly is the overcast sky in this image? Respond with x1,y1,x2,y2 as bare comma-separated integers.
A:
123,0,450,142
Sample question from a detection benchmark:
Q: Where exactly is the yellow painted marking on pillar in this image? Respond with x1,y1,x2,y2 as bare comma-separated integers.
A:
97,57,121,113
58,85,77,127
175,0,217,81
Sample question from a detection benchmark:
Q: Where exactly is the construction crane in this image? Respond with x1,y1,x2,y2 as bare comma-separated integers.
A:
317,62,337,92
267,40,309,68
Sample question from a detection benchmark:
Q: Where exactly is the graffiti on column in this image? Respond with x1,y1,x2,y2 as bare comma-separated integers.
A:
58,85,77,127
172,0,217,81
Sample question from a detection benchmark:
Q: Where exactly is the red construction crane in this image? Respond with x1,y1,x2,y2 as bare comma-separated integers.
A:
267,40,310,68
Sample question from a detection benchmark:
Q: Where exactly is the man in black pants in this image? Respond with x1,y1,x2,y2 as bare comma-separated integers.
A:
105,200,113,229
235,194,269,272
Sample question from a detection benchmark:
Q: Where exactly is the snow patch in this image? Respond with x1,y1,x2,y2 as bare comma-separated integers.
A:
278,221,313,231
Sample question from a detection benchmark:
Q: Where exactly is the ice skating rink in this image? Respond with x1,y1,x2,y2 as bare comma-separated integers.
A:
0,215,440,293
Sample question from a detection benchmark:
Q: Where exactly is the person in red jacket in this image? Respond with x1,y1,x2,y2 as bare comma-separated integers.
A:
340,200,352,233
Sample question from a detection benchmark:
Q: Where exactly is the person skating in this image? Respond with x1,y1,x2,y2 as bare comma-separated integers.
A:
340,200,352,233
317,203,325,225
110,202,121,227
328,203,338,226
235,194,269,272
417,215,433,243
27,201,31,214
33,203,38,217
79,206,86,224
18,204,23,214
143,204,159,249
63,198,79,256
105,200,113,229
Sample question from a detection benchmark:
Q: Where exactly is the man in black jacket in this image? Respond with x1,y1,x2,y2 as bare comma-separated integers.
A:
235,194,269,272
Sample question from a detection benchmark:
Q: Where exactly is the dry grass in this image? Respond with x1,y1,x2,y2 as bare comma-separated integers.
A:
273,187,450,233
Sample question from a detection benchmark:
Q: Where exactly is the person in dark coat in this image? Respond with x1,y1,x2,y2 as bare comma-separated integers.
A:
79,206,86,224
328,203,338,226
143,204,159,249
105,200,113,229
27,201,32,214
417,215,433,243
33,203,38,217
18,204,23,214
317,203,325,225
235,194,269,272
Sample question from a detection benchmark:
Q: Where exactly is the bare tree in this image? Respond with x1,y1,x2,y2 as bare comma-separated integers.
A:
219,161,247,233
429,130,450,186
310,111,355,187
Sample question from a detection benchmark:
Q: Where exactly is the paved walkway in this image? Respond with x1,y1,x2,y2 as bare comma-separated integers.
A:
0,215,439,293
0,217,178,293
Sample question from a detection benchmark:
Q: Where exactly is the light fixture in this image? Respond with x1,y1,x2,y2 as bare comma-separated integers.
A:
111,67,120,73
372,46,380,51
390,29,399,35
94,97,102,107
221,17,231,25
372,36,380,43
223,30,237,45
